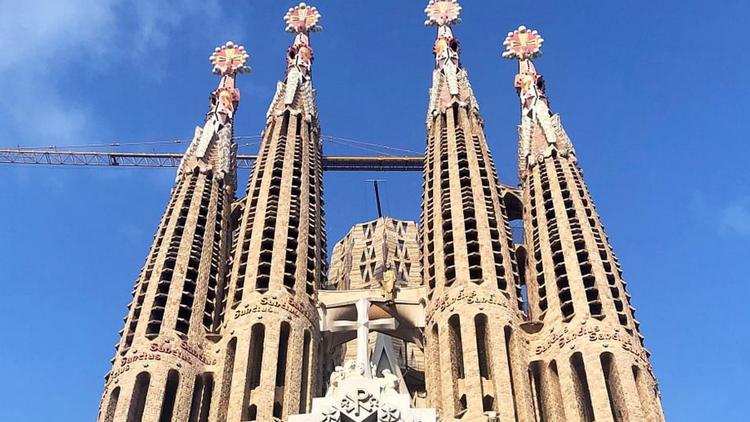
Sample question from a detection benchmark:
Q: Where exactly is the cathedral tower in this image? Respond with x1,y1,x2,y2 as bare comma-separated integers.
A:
503,26,665,421
98,42,249,422
218,4,326,421
420,2,532,420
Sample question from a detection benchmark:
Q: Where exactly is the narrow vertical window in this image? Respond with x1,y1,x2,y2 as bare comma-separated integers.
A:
299,330,312,413
188,375,204,422
198,374,214,422
475,314,491,380
159,370,180,422
529,361,545,422
570,352,595,422
247,405,257,420
430,324,443,412
103,387,120,422
448,315,464,379
242,324,265,420
276,322,291,387
247,324,265,390
127,372,150,422
187,373,214,422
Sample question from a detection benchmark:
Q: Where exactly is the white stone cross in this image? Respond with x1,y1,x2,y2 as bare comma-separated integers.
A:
329,298,397,378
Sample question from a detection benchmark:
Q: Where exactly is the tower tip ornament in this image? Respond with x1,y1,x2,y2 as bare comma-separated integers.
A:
210,41,251,75
284,2,322,33
502,26,544,60
424,0,462,27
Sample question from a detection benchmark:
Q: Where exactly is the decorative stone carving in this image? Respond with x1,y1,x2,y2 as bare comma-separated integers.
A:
289,358,437,422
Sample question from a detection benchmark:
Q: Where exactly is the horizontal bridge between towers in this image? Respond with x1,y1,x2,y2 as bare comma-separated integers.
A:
0,149,424,172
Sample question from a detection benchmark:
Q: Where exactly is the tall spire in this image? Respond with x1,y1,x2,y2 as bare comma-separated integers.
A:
265,2,321,122
176,41,249,184
421,2,531,419
504,27,666,422
99,42,249,422
503,26,575,179
221,3,327,420
424,0,480,127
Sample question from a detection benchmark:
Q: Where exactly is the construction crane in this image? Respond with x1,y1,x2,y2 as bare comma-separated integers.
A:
0,148,423,172
0,147,524,218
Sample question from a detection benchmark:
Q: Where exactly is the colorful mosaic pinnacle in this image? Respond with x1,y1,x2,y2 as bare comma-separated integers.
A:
502,25,544,60
209,41,250,75
284,2,322,33
424,0,462,26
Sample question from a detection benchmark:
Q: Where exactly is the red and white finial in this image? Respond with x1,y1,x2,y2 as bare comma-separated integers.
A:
502,25,544,60
284,2,322,33
424,0,462,27
210,41,251,75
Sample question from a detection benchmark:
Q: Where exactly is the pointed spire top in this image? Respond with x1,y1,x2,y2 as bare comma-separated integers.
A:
424,0,462,27
502,25,544,60
284,2,322,33
210,41,251,76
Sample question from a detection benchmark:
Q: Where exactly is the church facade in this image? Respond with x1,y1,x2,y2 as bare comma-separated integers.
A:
97,2,666,421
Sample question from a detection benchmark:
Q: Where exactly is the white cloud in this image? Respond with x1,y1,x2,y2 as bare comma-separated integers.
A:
720,198,750,237
0,0,118,71
0,0,241,146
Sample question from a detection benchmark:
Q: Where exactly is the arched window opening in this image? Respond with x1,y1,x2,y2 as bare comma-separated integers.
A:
188,375,204,422
127,372,150,422
276,322,291,387
474,314,491,380
456,394,468,418
570,352,595,422
529,361,545,422
247,404,257,421
483,395,495,412
448,315,464,379
103,387,120,422
196,374,214,422
299,330,312,413
248,324,266,390
159,370,180,422
242,324,265,420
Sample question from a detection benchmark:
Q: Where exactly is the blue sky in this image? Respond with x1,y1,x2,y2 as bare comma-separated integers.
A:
0,0,748,420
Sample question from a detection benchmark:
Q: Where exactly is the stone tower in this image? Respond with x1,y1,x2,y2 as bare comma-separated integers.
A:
420,2,532,420
503,26,666,421
219,4,326,421
98,42,249,422
328,217,421,292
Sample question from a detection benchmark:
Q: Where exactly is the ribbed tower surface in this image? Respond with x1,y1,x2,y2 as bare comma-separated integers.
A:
220,4,326,421
420,2,531,420
504,24,666,422
99,41,248,422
